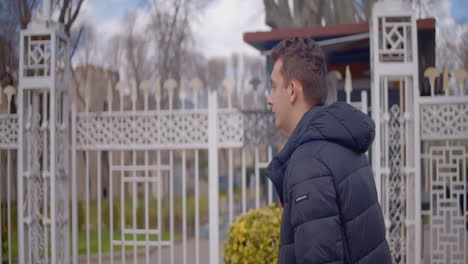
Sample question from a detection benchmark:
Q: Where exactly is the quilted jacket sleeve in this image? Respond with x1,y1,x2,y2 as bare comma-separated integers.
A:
287,155,345,264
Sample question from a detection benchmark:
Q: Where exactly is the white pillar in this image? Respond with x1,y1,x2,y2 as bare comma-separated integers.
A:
208,91,219,264
18,17,70,264
370,1,420,263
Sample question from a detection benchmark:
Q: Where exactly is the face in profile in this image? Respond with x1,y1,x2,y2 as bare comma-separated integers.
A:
267,59,291,133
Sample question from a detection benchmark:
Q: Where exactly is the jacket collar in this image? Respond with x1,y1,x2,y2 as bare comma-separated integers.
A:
265,105,323,204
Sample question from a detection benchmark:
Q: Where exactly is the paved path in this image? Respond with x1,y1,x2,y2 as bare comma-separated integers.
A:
87,238,225,264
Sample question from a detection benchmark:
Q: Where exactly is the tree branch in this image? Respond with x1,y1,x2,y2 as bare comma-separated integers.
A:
65,0,84,35
71,68,86,107
69,25,84,59
59,0,71,23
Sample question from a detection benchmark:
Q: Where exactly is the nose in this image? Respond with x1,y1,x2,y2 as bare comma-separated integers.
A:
267,91,273,106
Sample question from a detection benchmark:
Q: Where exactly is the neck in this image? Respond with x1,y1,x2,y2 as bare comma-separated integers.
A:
285,103,315,136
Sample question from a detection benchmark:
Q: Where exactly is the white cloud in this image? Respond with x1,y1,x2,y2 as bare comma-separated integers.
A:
76,1,96,24
193,0,269,58
72,0,269,68
95,17,122,38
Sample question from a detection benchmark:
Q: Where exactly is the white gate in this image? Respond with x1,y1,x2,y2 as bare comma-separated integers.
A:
7,1,467,263
371,1,468,264
70,77,277,264
419,67,468,264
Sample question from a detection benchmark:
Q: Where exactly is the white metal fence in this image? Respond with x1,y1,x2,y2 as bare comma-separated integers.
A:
0,87,18,264
2,1,468,263
371,2,468,263
419,67,468,264
70,77,278,264
0,71,367,264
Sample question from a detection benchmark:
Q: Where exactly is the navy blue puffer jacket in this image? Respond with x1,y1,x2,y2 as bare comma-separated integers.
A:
266,102,391,264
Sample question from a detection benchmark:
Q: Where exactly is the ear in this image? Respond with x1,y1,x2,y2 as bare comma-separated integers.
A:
289,80,301,104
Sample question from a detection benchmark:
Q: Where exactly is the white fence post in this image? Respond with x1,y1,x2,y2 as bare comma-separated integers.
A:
208,90,219,264
71,104,78,264
371,1,421,263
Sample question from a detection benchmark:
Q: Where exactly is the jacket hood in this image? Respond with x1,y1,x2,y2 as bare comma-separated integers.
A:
266,102,375,203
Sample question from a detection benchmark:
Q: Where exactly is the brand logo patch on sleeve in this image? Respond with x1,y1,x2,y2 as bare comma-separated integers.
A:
295,194,308,203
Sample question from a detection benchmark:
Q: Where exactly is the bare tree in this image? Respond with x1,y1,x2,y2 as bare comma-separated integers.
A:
121,11,151,93
14,0,41,29
264,0,376,28
459,26,468,69
53,0,85,36
104,34,124,74
146,0,197,107
71,23,96,108
402,0,440,20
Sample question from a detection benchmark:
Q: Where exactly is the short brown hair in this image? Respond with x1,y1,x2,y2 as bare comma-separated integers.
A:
271,37,328,106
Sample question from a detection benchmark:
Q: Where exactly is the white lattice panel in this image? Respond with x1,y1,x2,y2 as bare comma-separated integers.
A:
421,103,468,140
218,109,243,148
25,109,48,263
55,122,69,261
56,38,67,82
388,104,406,263
24,35,52,77
427,146,466,264
75,109,244,150
379,16,413,63
0,115,18,148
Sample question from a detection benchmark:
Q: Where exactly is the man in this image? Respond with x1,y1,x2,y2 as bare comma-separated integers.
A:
266,37,391,264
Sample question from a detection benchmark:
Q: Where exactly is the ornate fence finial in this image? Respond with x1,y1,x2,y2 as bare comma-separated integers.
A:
223,78,235,108
179,79,187,102
115,80,128,109
335,71,343,81
154,79,161,104
164,79,177,93
164,79,177,109
190,78,202,95
222,78,235,94
345,66,352,91
424,67,439,95
4,85,16,113
250,77,260,91
140,80,151,100
345,65,353,103
106,79,113,108
455,69,468,94
130,79,138,105
190,78,202,108
443,66,449,94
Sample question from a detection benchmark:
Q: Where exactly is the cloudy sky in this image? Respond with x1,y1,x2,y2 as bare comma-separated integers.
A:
78,0,269,58
76,0,467,60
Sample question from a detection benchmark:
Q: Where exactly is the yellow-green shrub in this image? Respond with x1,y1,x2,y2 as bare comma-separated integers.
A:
224,204,281,264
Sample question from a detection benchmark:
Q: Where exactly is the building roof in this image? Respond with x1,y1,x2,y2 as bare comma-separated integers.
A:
243,18,435,52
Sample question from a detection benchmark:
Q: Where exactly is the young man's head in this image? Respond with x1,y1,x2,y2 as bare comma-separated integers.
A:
267,37,327,135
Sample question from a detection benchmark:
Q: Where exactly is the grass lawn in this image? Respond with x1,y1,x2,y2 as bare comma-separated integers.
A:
1,189,246,261
1,228,173,263
78,229,173,256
